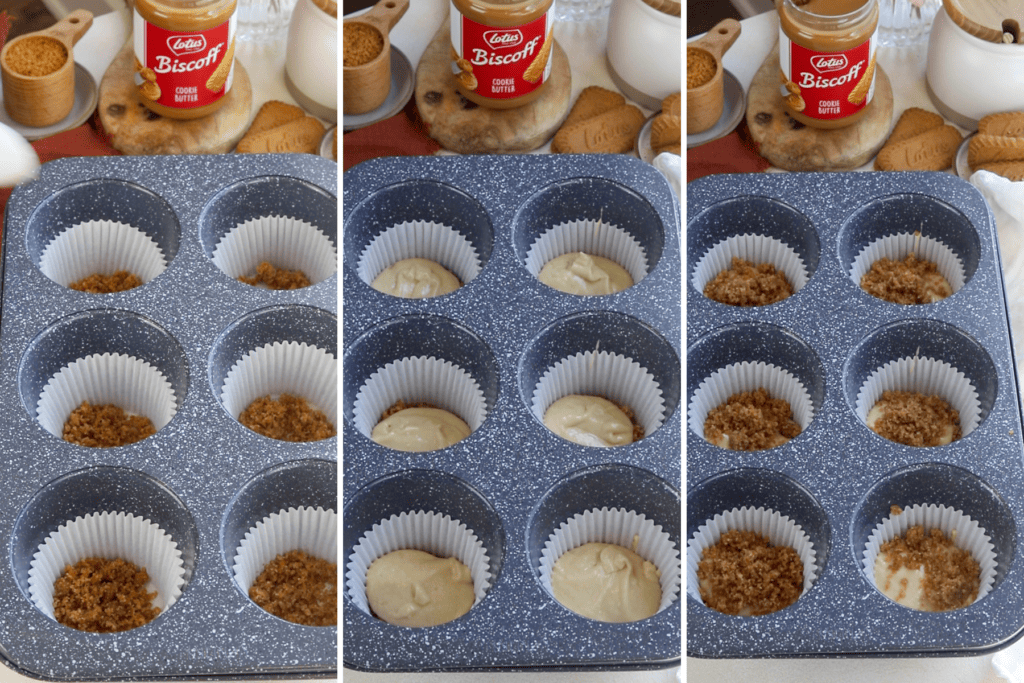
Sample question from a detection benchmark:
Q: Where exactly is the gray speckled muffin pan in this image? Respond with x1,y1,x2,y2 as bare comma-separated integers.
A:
1,154,337,680
342,154,681,671
687,171,1024,657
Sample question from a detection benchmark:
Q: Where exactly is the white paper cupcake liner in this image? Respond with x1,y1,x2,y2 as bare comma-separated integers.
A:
27,511,185,621
524,218,649,286
692,233,809,295
36,352,178,440
855,354,981,438
862,503,997,608
686,506,818,607
531,350,666,437
850,231,965,294
351,355,487,438
356,220,481,287
688,361,814,442
212,215,337,286
538,507,680,615
221,341,337,429
232,506,338,594
39,220,167,288
345,510,492,618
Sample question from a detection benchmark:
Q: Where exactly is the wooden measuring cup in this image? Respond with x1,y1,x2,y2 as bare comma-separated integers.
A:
1,9,93,127
343,0,409,115
687,18,740,135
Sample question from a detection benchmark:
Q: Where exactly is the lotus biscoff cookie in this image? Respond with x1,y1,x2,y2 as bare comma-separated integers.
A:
968,134,1024,168
245,101,306,138
978,111,1024,138
875,125,962,172
885,107,944,146
560,86,625,131
976,161,1024,181
236,116,325,154
551,104,645,154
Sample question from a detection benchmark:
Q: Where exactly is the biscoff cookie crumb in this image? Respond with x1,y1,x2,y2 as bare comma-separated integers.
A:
687,47,715,89
860,253,952,304
238,261,311,290
5,36,67,77
63,402,156,448
53,557,160,632
69,271,143,293
877,525,979,611
704,257,793,307
344,23,384,67
239,394,335,442
697,529,803,616
249,550,337,626
867,390,961,447
704,387,801,451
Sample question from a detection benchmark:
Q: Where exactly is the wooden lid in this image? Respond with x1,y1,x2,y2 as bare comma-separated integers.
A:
943,0,1024,43
639,0,680,18
312,0,338,17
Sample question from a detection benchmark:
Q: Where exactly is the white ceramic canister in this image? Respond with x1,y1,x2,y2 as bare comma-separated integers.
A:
285,0,338,123
606,0,681,110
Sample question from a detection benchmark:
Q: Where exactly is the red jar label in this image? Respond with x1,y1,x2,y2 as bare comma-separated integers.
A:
779,29,875,121
133,10,235,111
450,2,552,101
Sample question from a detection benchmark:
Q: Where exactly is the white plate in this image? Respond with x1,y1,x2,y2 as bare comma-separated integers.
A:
956,132,974,180
343,46,414,132
0,62,97,141
320,125,337,161
687,68,745,150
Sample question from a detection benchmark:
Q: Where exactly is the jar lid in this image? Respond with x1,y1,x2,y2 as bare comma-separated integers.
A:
640,0,680,17
943,0,1023,43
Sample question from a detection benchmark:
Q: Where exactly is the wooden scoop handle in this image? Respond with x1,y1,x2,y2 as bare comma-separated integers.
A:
354,0,409,35
692,18,741,61
43,9,94,49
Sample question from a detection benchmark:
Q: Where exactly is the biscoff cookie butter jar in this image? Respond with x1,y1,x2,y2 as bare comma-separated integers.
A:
450,0,554,109
777,0,878,129
133,0,237,119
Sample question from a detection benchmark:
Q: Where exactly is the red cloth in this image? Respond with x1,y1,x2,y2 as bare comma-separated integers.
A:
341,99,441,172
687,120,772,183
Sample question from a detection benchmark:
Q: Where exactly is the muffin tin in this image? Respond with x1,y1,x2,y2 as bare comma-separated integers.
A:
686,171,1024,657
1,154,337,679
342,154,681,671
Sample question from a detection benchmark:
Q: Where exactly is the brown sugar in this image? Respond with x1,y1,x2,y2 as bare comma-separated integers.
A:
687,47,716,89
704,387,801,450
697,529,804,616
63,402,156,448
344,23,384,67
5,37,67,77
239,394,335,442
249,550,337,626
867,390,961,447
69,271,143,293
53,557,160,632
877,525,980,611
238,261,311,290
860,253,953,304
704,257,793,307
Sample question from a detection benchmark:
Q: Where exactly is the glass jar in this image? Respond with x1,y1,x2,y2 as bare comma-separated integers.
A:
133,0,238,120
777,0,878,129
450,0,554,109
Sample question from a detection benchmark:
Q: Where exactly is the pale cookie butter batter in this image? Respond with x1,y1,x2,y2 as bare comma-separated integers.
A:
365,549,475,627
371,258,461,299
538,252,633,296
551,542,661,622
371,407,471,452
543,395,635,447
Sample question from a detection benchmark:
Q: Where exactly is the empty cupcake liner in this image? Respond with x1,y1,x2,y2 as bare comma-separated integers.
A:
850,231,965,294
688,361,814,443
862,503,997,608
211,215,337,286
855,354,981,438
692,233,809,296
221,340,338,429
356,220,481,288
538,506,680,616
345,510,492,618
27,510,186,621
686,506,818,607
524,218,649,286
531,350,666,438
352,355,487,438
36,352,178,440
233,506,338,594
38,220,167,288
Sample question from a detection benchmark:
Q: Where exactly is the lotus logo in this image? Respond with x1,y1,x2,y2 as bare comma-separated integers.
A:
167,35,207,56
810,54,848,73
483,29,523,49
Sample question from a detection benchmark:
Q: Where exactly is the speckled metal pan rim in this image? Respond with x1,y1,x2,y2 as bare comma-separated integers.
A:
840,318,998,438
342,179,494,295
18,309,189,433
686,194,821,296
24,178,181,280
511,176,666,284
686,468,832,608
11,466,199,617
851,462,1016,603
836,192,983,292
